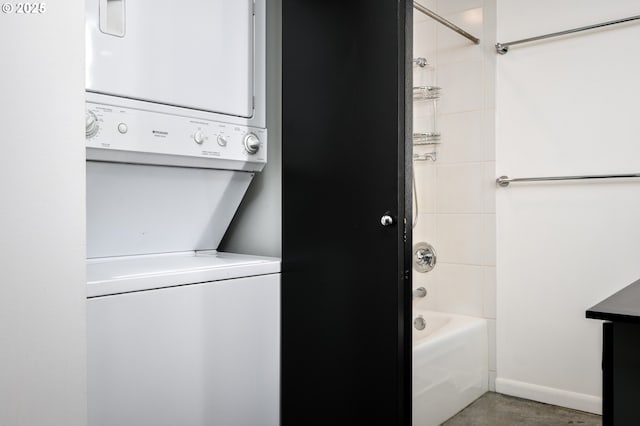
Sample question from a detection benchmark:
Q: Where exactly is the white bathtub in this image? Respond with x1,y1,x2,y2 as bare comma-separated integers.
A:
412,310,488,426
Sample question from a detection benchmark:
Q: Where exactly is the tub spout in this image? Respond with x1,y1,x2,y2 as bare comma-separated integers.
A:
413,287,427,299
413,315,426,330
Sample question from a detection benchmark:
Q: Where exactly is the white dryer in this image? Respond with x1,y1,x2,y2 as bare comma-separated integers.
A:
84,0,267,170
86,1,258,120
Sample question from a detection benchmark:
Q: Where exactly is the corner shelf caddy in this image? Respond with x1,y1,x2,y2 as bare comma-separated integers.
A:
412,85,441,161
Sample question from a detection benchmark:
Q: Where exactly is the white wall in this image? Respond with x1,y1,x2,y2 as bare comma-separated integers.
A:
496,0,640,414
413,0,497,388
221,0,282,258
0,3,87,425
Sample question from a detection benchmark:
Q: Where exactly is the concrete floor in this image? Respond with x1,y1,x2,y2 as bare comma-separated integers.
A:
441,392,601,426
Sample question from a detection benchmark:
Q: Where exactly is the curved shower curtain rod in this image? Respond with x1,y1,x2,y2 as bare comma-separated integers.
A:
413,2,480,45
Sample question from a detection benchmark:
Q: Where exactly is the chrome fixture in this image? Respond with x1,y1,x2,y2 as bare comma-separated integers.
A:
413,2,480,45
496,14,640,54
413,287,427,299
413,242,436,273
413,152,437,162
414,315,426,331
413,132,441,145
496,172,640,187
413,86,441,101
413,87,441,160
380,214,394,227
413,57,429,67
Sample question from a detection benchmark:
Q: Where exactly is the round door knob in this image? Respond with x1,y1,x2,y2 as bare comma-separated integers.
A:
380,214,394,226
243,133,260,154
86,110,99,139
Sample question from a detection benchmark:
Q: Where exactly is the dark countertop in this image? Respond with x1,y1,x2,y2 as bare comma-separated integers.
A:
587,278,640,323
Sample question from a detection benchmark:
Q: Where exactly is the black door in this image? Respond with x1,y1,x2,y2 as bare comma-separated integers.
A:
282,1,412,425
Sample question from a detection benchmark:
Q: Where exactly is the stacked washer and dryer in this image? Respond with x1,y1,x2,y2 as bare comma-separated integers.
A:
84,1,279,425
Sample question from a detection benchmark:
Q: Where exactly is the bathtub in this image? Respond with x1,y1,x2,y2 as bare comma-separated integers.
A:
412,310,488,426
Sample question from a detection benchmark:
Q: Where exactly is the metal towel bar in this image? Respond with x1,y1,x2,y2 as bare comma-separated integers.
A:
497,173,640,187
496,14,640,54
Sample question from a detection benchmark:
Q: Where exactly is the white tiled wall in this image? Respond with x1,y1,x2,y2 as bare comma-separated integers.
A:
412,0,497,389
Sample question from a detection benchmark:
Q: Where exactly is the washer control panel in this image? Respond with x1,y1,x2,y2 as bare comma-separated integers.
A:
85,103,267,170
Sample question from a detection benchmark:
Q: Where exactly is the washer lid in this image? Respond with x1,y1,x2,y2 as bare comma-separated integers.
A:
87,251,280,297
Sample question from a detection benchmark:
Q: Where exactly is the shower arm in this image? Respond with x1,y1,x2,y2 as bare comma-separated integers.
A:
413,57,428,67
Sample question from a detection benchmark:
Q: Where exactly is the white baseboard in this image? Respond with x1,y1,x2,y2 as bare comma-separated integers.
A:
495,378,602,415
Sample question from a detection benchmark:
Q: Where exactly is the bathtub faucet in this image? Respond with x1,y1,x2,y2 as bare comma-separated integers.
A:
413,287,427,299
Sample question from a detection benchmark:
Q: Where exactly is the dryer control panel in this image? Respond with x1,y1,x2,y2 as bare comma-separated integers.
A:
86,103,267,172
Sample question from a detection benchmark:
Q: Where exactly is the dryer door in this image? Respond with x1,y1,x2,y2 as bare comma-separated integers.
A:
86,0,254,118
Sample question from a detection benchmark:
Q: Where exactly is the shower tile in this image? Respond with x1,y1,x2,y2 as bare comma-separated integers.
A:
483,162,496,213
413,162,436,213
413,271,437,311
435,163,485,213
414,0,437,21
435,263,484,316
413,116,435,136
413,98,431,119
413,10,428,25
435,214,485,265
413,18,437,59
413,66,437,89
484,214,496,265
436,0,483,15
437,9,484,65
438,111,483,164
413,100,438,134
438,61,483,114
483,266,496,319
414,213,436,244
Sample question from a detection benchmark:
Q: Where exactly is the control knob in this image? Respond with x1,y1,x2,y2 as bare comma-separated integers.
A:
86,110,99,139
243,133,260,154
193,130,205,144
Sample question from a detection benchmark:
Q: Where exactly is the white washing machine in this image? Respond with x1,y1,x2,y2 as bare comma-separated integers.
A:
86,173,280,426
84,1,278,425
87,252,280,426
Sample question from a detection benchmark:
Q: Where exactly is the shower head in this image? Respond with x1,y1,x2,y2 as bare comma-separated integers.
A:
413,57,429,67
